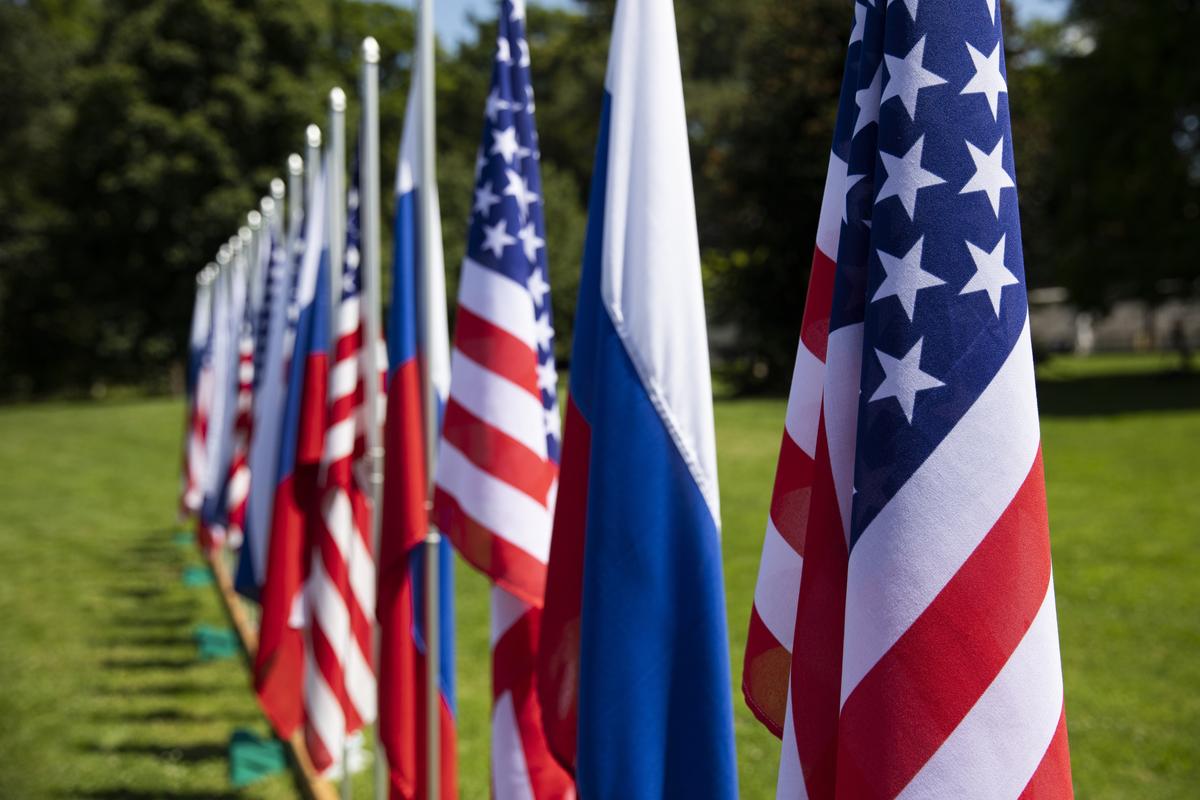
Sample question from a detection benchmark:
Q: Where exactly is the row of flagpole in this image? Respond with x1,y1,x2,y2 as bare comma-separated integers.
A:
178,0,1076,797
185,15,439,798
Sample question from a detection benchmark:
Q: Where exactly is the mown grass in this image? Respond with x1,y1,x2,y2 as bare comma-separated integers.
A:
0,354,1197,798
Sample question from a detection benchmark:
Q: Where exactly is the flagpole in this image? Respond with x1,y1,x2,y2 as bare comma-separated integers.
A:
358,34,389,800
288,153,305,249
415,0,441,797
271,178,286,239
307,125,323,224
326,85,356,800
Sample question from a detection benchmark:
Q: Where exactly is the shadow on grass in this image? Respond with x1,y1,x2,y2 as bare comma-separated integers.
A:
107,610,195,629
95,707,220,724
1036,370,1200,417
101,655,199,671
97,632,193,649
84,741,228,764
90,680,227,699
66,790,239,800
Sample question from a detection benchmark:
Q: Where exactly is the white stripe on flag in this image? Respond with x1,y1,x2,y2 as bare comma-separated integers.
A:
458,257,538,350
753,518,804,651
841,318,1039,704
437,442,553,563
784,341,824,458
896,578,1064,799
491,585,530,647
447,350,548,459
492,691,536,800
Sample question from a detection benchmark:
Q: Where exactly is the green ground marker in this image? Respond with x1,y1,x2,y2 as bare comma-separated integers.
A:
228,728,287,787
194,624,240,661
181,564,213,587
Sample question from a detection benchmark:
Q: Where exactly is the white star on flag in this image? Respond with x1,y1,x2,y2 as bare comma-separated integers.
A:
527,269,550,305
474,182,501,217
534,313,554,351
984,0,997,22
889,0,919,20
510,0,526,22
481,220,517,258
485,87,511,123
496,36,511,64
491,126,521,164
870,338,944,423
536,360,558,392
960,136,1014,217
850,2,868,46
881,35,946,119
876,135,946,220
518,39,531,68
518,222,545,263
873,236,945,321
854,65,883,137
961,41,1007,120
543,403,562,441
504,168,539,219
961,233,1019,315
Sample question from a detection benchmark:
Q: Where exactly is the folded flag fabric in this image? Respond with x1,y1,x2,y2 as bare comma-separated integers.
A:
743,2,1073,797
304,153,384,775
378,67,458,800
239,228,296,597
181,276,214,518
537,0,737,795
254,159,329,741
433,1,573,797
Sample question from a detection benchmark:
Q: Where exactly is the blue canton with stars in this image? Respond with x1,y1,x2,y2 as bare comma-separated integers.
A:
829,0,1028,546
465,0,560,463
342,151,363,303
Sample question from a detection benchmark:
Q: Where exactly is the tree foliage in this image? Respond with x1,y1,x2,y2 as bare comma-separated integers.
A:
0,0,1196,397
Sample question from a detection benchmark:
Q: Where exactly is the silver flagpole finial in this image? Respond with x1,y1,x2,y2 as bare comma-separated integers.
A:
247,211,262,231
330,86,347,113
362,36,380,64
288,154,303,176
306,124,322,149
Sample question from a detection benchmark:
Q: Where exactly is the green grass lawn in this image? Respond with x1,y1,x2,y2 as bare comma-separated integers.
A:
0,354,1197,798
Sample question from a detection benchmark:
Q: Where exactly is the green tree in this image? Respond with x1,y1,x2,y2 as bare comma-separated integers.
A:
1039,0,1200,310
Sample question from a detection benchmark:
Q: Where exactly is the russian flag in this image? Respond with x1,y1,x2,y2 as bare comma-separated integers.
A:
378,75,457,800
254,160,331,739
537,0,738,796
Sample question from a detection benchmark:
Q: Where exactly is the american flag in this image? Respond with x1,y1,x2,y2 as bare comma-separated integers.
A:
433,1,573,795
305,164,386,774
744,1,1073,796
225,297,257,546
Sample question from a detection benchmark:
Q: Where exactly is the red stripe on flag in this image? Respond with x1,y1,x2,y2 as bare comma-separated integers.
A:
492,605,575,799
742,607,791,736
441,398,557,504
800,247,837,362
314,514,376,663
311,619,364,741
254,477,309,738
769,430,817,556
454,306,541,399
433,487,549,607
537,395,591,774
789,413,849,799
835,451,1053,797
1019,704,1074,799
